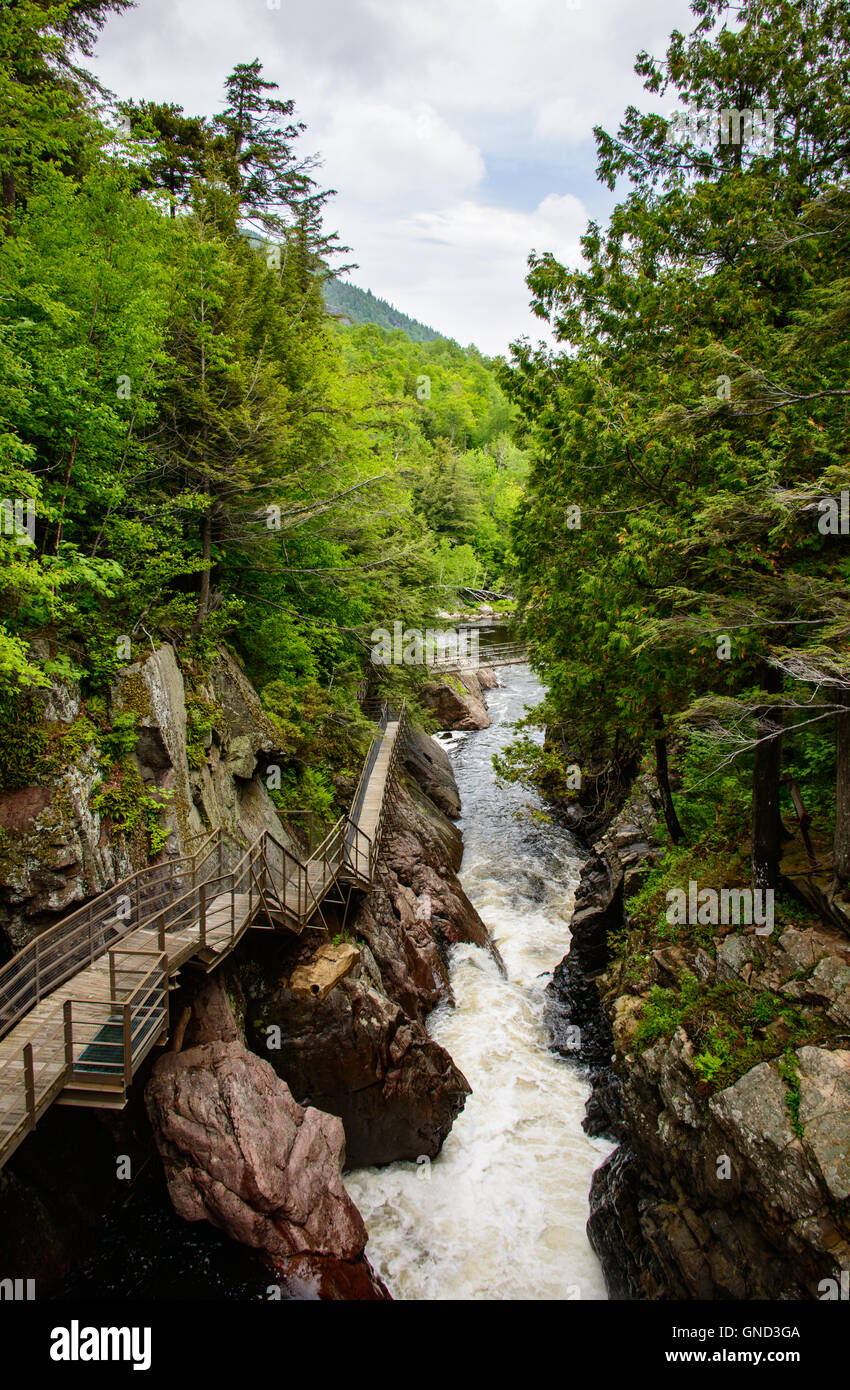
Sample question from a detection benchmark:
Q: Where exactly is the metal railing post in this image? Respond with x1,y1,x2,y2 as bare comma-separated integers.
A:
199,884,207,948
63,999,73,1071
23,1042,35,1130
123,1002,133,1086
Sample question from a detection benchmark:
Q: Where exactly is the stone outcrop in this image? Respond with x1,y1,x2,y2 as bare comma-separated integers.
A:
421,670,491,731
550,766,850,1300
403,725,461,819
587,1019,850,1299
145,1037,387,1297
566,773,665,974
246,976,471,1168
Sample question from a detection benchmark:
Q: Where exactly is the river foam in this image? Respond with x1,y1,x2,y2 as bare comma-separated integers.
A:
344,665,612,1300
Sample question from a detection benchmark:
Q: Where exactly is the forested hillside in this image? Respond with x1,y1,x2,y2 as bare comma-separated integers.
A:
497,0,850,1006
322,277,443,343
0,0,524,819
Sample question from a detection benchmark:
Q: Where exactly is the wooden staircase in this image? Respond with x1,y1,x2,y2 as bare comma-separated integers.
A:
0,702,408,1169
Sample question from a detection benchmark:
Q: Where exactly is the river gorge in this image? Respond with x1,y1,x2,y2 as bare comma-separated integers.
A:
346,665,611,1300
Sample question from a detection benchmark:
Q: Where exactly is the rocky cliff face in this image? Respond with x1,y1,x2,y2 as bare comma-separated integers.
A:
0,644,297,960
552,776,850,1300
227,774,501,1168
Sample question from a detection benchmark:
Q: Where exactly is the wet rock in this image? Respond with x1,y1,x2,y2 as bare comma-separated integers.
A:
567,775,664,978
546,952,614,1070
145,1039,368,1264
377,787,500,964
247,975,471,1169
421,671,491,731
271,1252,390,1300
403,725,461,819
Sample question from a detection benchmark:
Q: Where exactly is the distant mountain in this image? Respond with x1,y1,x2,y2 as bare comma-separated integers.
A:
322,278,444,343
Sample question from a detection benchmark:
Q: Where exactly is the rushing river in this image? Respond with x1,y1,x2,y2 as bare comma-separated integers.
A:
345,664,612,1300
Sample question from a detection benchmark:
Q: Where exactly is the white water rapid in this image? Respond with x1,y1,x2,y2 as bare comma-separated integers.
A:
344,664,612,1300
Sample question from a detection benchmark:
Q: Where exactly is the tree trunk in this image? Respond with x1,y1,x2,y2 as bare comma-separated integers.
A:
752,664,784,891
653,707,684,844
2,165,15,234
833,690,850,882
197,508,212,624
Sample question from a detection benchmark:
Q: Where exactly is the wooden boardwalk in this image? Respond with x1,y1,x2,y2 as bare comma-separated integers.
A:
0,703,407,1170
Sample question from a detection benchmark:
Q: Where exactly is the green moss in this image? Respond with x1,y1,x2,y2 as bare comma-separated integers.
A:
90,758,172,858
115,672,153,721
185,695,221,770
0,693,51,789
778,1050,805,1138
633,970,824,1094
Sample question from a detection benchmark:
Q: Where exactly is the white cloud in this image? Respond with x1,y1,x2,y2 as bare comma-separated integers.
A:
319,102,484,204
87,0,697,350
336,194,588,354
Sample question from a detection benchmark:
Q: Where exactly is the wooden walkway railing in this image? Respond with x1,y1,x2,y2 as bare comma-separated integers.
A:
426,641,528,673
0,701,408,1170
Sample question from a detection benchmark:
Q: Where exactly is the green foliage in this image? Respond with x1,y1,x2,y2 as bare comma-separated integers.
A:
90,759,172,857
633,971,822,1094
778,1050,805,1139
496,0,850,881
260,678,372,823
0,3,518,757
269,765,337,828
97,711,141,765
322,278,443,343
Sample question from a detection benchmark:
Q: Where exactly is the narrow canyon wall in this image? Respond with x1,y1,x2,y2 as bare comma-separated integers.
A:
551,775,850,1299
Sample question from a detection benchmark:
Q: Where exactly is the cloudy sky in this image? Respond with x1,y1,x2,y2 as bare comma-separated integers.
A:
89,0,695,354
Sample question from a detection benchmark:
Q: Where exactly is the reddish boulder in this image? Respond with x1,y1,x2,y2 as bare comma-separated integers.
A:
421,672,491,731
250,977,471,1169
145,1039,367,1263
